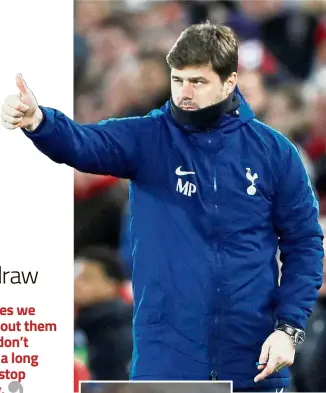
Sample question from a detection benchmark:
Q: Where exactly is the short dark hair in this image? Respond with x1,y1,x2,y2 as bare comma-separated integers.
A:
75,245,125,283
166,21,238,82
100,14,134,39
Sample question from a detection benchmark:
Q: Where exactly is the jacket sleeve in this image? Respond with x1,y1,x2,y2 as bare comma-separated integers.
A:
22,106,160,179
273,141,324,330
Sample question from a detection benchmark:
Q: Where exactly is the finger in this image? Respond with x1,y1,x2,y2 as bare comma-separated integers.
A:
5,95,29,113
1,104,25,118
257,342,270,370
254,355,278,382
256,362,267,370
274,361,287,373
254,364,275,383
1,112,22,125
16,73,29,95
1,118,20,130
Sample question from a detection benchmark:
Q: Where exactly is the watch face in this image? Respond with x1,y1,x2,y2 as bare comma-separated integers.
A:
295,330,305,344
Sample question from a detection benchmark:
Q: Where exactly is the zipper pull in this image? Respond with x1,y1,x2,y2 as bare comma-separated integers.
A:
210,370,217,380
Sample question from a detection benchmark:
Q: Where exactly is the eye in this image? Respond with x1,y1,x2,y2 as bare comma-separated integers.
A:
172,78,182,84
193,80,204,85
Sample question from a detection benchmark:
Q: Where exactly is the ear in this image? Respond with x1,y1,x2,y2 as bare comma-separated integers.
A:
225,72,238,94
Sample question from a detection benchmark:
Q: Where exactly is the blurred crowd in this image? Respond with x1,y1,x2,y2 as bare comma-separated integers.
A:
73,0,326,391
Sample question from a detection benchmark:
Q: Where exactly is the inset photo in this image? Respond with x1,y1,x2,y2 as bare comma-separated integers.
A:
80,382,232,393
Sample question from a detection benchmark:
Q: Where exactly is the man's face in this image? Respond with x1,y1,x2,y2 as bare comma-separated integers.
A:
171,64,234,110
237,70,267,115
264,93,297,135
74,258,115,308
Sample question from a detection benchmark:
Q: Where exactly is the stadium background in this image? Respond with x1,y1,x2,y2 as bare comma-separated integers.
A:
73,0,326,391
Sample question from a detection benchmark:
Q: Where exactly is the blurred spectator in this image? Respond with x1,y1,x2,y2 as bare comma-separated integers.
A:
263,84,316,181
314,16,326,70
74,33,89,99
75,2,112,36
291,251,326,391
237,69,268,120
239,0,318,79
264,85,307,140
74,246,133,381
74,172,128,253
315,153,326,200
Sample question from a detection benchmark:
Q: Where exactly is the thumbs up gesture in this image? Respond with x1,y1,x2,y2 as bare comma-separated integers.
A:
1,74,43,131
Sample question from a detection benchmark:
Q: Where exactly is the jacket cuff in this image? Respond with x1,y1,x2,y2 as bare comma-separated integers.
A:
275,304,307,330
276,319,304,330
21,106,56,137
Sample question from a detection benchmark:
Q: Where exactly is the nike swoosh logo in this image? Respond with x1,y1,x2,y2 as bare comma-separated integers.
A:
175,166,195,176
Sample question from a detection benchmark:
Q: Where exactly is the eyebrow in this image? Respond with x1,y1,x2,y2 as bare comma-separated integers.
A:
171,75,209,83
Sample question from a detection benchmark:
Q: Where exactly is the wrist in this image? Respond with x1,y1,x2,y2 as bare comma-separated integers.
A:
25,107,44,132
275,323,305,348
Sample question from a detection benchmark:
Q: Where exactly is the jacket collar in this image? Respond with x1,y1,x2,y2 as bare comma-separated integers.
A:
170,90,240,130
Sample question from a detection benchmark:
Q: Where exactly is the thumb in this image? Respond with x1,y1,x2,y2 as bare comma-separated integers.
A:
16,73,29,95
257,341,270,370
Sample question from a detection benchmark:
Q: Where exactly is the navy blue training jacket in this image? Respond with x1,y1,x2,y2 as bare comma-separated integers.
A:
23,87,324,389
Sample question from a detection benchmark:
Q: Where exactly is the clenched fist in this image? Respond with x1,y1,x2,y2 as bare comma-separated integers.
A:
1,74,43,132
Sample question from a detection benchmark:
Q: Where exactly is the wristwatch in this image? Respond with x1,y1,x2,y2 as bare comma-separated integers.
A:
275,324,305,348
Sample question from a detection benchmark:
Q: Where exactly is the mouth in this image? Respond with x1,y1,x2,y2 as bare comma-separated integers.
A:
180,105,198,111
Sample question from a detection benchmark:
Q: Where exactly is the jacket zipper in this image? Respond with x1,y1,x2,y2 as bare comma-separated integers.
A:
212,168,219,374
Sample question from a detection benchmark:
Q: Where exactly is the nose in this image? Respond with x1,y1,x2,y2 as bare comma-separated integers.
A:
181,82,194,100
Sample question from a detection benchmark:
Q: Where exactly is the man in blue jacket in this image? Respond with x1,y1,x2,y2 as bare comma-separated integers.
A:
1,22,324,392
